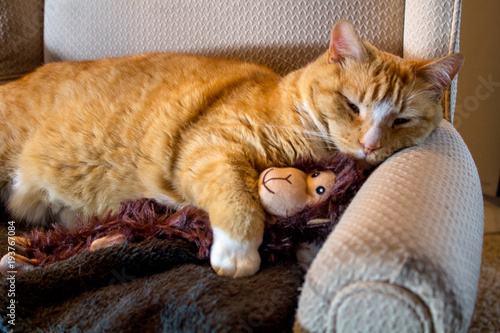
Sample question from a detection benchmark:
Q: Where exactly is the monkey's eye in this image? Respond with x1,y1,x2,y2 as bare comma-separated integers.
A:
348,102,359,114
311,172,320,178
316,186,326,195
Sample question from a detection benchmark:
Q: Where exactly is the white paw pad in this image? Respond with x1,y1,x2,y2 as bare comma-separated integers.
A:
210,227,261,278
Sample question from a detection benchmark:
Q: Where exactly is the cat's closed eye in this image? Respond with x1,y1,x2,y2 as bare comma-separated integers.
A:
347,102,359,114
392,118,411,127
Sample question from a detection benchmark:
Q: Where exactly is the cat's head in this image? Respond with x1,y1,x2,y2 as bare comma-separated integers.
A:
299,20,464,166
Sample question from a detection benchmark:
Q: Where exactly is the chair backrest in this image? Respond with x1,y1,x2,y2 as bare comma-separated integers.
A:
42,0,406,73
0,0,462,119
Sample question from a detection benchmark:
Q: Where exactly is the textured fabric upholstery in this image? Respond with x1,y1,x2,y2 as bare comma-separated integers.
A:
295,120,483,332
0,0,44,84
43,0,405,75
403,0,461,59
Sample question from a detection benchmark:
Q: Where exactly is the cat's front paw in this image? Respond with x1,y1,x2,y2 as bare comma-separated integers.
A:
210,227,261,278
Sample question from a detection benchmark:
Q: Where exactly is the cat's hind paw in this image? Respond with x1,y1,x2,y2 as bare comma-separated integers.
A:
210,227,261,278
89,233,127,251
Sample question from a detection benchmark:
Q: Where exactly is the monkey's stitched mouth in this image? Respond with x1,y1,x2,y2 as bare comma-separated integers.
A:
261,168,293,195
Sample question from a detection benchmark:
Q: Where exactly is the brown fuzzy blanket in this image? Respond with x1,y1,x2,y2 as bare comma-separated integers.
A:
0,236,304,332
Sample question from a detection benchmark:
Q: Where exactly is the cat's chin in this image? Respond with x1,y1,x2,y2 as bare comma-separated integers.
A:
346,149,378,169
347,150,380,170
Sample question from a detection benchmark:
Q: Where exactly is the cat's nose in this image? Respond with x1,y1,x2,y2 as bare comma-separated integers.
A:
359,141,380,156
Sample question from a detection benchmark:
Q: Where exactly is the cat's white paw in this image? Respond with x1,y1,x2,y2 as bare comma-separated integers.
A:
210,227,261,278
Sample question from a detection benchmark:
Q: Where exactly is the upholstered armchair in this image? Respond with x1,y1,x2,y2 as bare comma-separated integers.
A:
0,0,483,332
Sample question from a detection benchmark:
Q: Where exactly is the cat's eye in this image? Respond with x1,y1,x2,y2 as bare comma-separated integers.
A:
316,186,326,195
347,102,359,114
393,118,410,127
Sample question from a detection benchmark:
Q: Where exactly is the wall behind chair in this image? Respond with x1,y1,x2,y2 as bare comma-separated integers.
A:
455,0,500,198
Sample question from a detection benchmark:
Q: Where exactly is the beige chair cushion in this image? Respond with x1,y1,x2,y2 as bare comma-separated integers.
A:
44,0,405,74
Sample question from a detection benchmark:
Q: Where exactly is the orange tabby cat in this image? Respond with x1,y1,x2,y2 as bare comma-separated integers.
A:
0,21,463,277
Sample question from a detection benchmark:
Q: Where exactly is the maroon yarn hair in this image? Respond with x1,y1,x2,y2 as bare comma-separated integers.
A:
23,202,211,266
20,153,366,266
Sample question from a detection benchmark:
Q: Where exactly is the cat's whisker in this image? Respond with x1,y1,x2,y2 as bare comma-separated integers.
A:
253,124,338,146
300,131,337,144
271,54,301,72
287,128,335,144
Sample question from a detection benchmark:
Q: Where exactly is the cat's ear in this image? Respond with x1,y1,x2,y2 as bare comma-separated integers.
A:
328,20,368,64
417,53,464,96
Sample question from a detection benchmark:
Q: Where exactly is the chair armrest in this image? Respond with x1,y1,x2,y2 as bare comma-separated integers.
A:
295,120,484,333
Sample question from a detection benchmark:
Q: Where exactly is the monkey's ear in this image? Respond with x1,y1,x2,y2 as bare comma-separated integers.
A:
328,20,368,64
